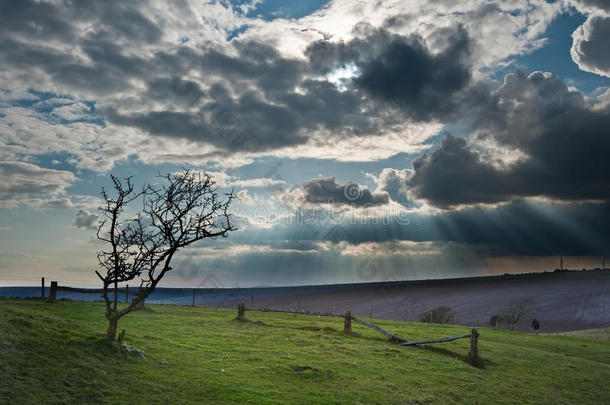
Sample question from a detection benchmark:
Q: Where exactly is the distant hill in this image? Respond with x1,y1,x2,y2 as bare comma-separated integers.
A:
215,269,610,332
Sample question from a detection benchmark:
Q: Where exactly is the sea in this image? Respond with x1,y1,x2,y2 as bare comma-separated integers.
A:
0,283,366,307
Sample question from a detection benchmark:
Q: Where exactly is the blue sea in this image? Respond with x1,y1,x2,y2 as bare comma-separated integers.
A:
0,284,365,307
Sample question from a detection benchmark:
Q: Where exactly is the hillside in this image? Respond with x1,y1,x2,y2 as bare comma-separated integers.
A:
215,270,610,333
1,299,609,404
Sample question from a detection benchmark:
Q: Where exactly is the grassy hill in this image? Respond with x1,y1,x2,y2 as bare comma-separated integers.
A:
1,299,609,404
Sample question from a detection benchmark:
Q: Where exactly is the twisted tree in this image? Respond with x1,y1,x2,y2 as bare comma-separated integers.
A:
498,297,536,330
96,170,235,341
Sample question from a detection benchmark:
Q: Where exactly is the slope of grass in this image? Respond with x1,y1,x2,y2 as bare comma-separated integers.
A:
555,327,610,341
1,298,609,404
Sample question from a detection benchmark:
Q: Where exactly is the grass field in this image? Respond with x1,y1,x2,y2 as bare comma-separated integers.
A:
554,327,610,341
1,298,609,404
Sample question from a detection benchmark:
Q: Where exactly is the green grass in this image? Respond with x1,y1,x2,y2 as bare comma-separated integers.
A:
1,299,609,404
554,327,610,341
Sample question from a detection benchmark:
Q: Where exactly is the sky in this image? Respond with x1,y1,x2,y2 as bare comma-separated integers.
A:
1,0,610,288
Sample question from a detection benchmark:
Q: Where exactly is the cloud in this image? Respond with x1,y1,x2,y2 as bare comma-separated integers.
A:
367,168,411,205
73,210,98,230
0,0,565,169
407,134,512,208
406,71,610,208
301,177,389,207
571,0,610,12
571,14,610,78
297,0,560,67
104,39,388,154
236,189,254,205
0,161,75,196
0,162,104,210
230,178,286,188
0,100,137,172
207,197,610,265
305,24,479,121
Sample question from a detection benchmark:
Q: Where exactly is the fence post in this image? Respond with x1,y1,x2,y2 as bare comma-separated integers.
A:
125,285,129,303
192,289,196,307
369,304,373,318
344,311,352,333
237,302,246,321
466,328,485,368
49,281,57,302
250,295,254,309
41,277,45,298
333,304,337,314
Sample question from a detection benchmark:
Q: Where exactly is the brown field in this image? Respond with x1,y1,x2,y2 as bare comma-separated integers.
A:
218,270,610,333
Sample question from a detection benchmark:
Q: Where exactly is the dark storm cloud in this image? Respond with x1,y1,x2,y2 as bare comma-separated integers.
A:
302,177,389,207
106,109,215,142
428,200,610,256
407,134,511,208
106,40,380,152
306,24,476,121
0,0,74,40
355,26,472,121
571,14,610,77
105,25,475,151
407,71,610,208
201,41,305,95
225,198,610,259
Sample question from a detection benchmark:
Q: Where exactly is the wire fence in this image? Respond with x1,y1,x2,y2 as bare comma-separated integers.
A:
235,303,485,368
7,277,489,367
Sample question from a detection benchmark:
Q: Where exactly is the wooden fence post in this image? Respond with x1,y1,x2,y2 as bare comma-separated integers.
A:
333,304,337,314
41,277,45,298
125,285,129,303
49,281,57,302
344,311,352,333
369,304,373,318
237,302,246,321
466,328,485,368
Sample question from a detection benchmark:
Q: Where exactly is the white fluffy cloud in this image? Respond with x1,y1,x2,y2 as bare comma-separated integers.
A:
571,13,610,78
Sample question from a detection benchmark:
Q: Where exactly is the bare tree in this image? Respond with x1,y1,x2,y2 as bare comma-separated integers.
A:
498,297,536,330
418,306,455,324
96,170,235,341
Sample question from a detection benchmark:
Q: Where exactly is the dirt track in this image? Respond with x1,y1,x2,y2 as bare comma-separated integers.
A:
217,271,610,332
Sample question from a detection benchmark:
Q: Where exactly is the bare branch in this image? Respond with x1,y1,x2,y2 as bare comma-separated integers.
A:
95,169,236,340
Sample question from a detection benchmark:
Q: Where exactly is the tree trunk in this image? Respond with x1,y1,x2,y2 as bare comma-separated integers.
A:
107,315,119,341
